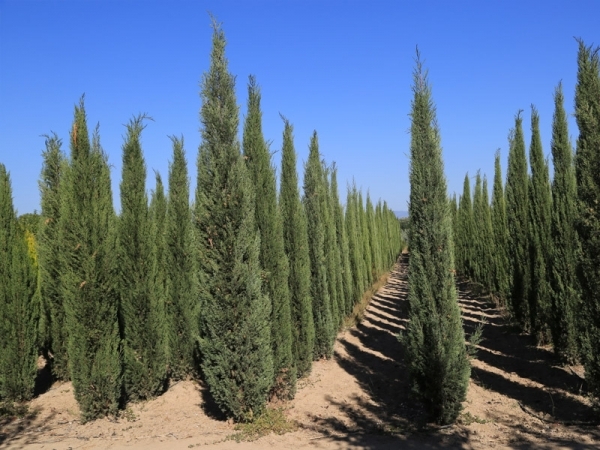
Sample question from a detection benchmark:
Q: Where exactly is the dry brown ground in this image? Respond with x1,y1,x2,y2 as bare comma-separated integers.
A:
1,255,599,449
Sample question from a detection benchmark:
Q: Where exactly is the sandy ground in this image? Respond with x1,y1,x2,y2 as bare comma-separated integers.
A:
2,255,599,449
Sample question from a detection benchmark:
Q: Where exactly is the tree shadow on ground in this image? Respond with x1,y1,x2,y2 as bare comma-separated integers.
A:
195,380,227,421
0,406,56,449
312,256,599,448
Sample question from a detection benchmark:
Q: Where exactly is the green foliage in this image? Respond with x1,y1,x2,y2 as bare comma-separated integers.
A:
472,174,494,292
491,151,510,303
574,40,600,399
549,83,580,362
331,168,354,318
58,99,121,421
505,112,530,329
38,134,69,378
456,174,474,277
303,132,335,359
0,164,38,402
167,137,198,380
346,185,365,303
118,115,167,400
243,77,295,398
358,191,373,287
527,106,552,342
195,20,273,421
403,53,469,425
279,117,314,377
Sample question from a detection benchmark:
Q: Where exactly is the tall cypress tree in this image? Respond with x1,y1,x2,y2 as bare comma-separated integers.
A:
243,77,295,398
358,191,373,287
366,193,382,279
280,117,315,377
59,100,121,421
491,151,510,304
403,53,469,425
38,134,70,380
481,176,495,292
331,167,354,317
304,132,335,359
549,82,580,362
118,115,167,400
574,40,600,398
346,185,364,303
456,174,473,277
505,112,530,329
527,106,552,341
195,21,273,421
166,136,198,380
322,162,343,330
0,164,38,402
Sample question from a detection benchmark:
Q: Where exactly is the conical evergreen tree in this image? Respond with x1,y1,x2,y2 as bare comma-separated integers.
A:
279,116,315,377
366,193,382,280
0,164,38,402
574,40,600,399
345,185,364,303
358,191,373,287
166,136,198,380
491,151,510,304
472,173,494,291
59,99,121,421
243,76,295,398
322,162,343,330
527,106,552,341
195,20,273,421
303,132,335,359
449,193,458,258
505,112,530,329
331,167,354,317
118,115,167,400
38,134,70,380
456,174,473,277
480,176,495,292
549,82,580,362
403,53,469,425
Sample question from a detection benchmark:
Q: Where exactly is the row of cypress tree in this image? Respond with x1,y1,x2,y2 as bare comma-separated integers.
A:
451,41,600,403
0,20,403,422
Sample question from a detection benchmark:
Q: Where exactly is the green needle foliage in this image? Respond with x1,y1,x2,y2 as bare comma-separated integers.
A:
549,82,580,362
279,116,315,377
0,164,38,402
358,191,373,287
195,20,273,421
366,193,382,280
166,136,199,380
118,115,167,400
505,112,530,330
403,53,469,425
491,151,510,304
322,163,343,330
303,132,335,359
243,76,295,399
59,99,121,421
574,40,600,399
331,167,354,317
456,174,474,277
527,106,552,342
472,173,494,292
38,134,70,380
346,185,365,303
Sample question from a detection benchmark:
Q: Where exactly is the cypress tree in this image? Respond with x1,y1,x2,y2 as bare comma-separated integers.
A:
331,167,354,317
549,82,580,362
346,185,364,303
491,151,510,304
38,134,70,380
303,131,335,359
366,193,382,279
456,174,473,277
472,173,485,284
118,115,167,400
449,194,458,259
480,176,495,292
527,106,552,341
322,162,343,330
574,40,600,398
403,53,469,425
195,21,273,421
358,191,373,287
0,164,38,402
166,136,198,380
279,116,314,377
59,100,121,421
243,77,295,398
505,112,530,329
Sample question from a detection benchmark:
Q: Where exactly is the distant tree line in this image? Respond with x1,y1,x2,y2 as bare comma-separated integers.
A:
451,40,600,404
0,20,403,422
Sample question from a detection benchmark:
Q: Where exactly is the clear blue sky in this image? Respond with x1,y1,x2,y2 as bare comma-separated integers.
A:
1,0,598,215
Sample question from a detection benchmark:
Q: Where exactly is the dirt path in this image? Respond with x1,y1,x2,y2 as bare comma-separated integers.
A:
2,256,599,449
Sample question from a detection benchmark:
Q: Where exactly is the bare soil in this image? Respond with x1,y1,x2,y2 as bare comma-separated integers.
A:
2,255,599,449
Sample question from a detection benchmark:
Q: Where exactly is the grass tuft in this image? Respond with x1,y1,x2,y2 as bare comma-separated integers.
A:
227,407,297,442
